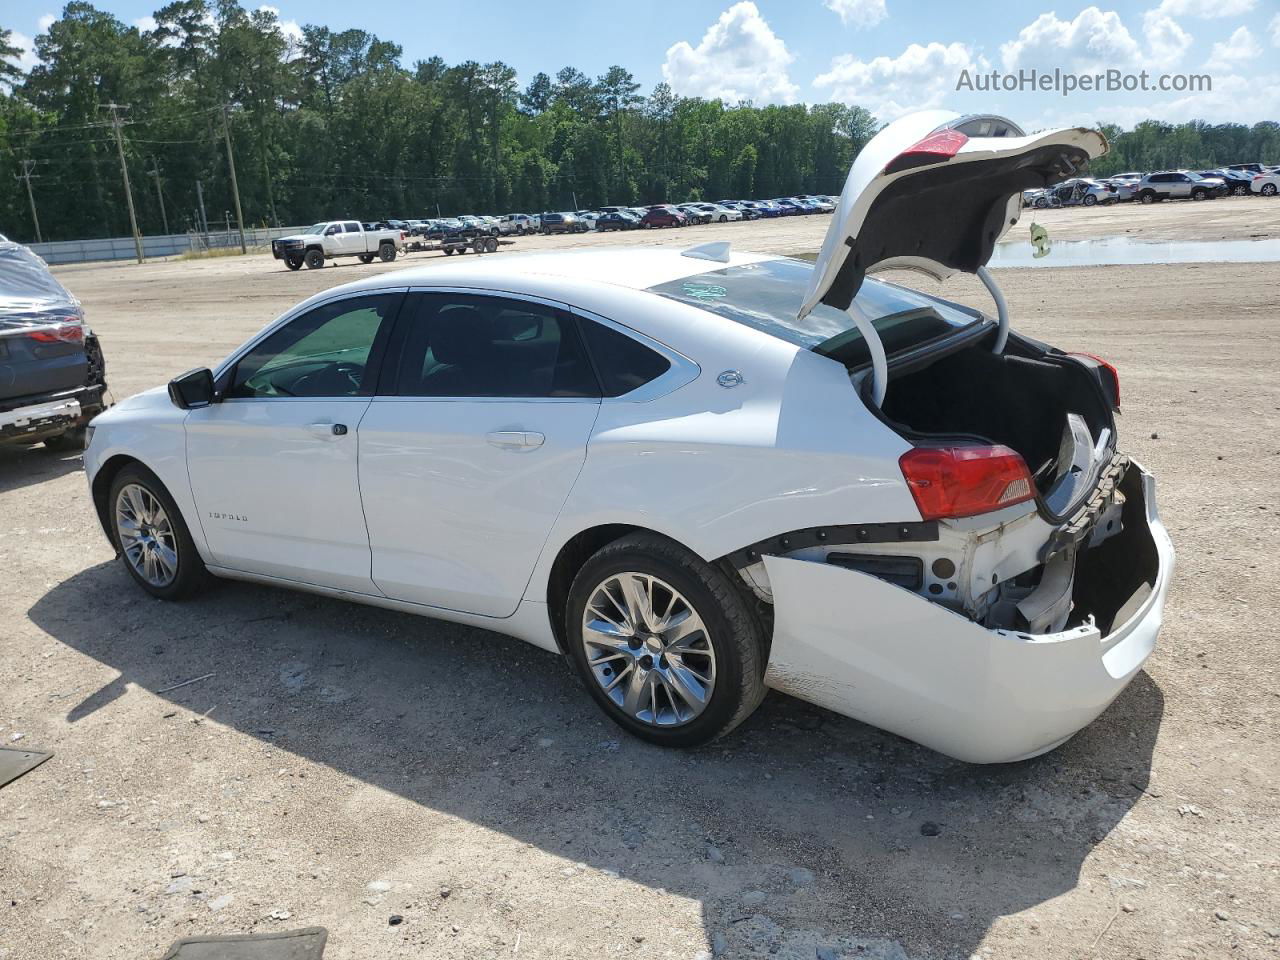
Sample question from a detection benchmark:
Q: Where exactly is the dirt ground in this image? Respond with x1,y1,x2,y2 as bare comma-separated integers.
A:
1,199,1277,960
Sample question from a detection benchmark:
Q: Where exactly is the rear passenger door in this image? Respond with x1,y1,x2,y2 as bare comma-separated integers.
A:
340,221,365,255
357,292,602,617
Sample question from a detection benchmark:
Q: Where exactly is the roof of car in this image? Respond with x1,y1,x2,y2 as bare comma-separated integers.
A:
339,247,779,297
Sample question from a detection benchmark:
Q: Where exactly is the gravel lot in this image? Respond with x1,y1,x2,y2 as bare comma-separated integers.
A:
1,199,1277,959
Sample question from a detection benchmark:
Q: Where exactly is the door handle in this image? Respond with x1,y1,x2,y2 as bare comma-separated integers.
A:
307,421,347,438
486,430,544,449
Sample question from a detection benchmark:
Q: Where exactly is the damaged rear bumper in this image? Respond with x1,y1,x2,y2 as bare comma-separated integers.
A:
762,462,1173,764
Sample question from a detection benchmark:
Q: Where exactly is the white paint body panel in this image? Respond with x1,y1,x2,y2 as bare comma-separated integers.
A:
763,468,1173,764
801,110,1108,317
358,396,600,616
184,397,377,593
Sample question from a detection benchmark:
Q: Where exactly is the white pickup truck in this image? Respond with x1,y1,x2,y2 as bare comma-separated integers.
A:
271,220,405,270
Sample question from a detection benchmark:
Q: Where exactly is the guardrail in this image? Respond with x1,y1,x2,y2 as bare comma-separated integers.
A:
30,226,308,265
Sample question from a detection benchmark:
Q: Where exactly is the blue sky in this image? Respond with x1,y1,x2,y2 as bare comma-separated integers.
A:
8,0,1280,129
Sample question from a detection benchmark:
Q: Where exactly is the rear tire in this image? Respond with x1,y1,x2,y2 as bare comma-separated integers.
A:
379,242,397,262
108,463,209,601
304,248,325,269
1261,183,1278,197
565,533,768,747
1139,191,1157,204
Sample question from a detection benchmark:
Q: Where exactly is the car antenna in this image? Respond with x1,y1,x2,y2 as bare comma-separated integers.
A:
680,241,731,263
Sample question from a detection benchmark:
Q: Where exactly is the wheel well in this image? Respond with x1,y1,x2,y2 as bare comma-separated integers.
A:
545,524,646,653
90,454,141,542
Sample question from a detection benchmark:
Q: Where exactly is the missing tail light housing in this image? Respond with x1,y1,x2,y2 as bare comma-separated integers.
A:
899,445,1035,521
1071,352,1120,409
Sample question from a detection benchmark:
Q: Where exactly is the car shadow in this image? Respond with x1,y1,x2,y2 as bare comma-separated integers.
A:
30,562,1163,958
0,443,84,494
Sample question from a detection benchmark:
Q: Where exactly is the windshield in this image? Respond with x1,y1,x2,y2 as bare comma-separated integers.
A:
648,258,983,365
305,223,326,234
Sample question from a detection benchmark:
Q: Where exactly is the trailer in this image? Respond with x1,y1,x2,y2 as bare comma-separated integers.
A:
406,230,513,257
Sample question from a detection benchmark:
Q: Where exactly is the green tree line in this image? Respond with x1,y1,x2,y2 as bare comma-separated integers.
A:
0,2,1277,243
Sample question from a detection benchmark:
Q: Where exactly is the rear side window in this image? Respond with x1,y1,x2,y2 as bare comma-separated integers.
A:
391,293,598,398
578,319,671,397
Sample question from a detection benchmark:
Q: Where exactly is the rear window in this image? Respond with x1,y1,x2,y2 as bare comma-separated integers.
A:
647,258,982,366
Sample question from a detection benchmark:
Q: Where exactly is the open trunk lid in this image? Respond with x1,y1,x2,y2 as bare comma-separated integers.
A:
800,111,1108,318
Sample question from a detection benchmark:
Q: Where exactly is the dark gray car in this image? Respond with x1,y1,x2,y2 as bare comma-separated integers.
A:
0,241,108,450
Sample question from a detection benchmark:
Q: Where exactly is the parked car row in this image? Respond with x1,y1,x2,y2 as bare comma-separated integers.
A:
1021,163,1279,208
485,196,838,235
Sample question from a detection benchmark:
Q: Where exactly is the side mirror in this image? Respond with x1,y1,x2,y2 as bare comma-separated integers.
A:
168,368,216,409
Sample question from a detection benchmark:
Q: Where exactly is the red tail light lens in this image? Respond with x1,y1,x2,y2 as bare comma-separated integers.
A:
27,321,85,343
884,129,969,174
899,445,1035,520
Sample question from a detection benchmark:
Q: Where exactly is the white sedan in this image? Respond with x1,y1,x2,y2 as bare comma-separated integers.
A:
84,111,1173,762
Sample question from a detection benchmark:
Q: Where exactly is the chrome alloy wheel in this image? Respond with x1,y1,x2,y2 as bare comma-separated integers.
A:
115,483,179,588
581,572,717,727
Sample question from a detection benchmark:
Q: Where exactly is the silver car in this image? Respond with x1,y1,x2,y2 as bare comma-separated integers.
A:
1135,171,1225,203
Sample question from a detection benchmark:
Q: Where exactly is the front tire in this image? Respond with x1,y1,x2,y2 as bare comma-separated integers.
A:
1083,193,1097,206
358,253,375,264
565,533,768,747
108,464,208,600
285,254,303,270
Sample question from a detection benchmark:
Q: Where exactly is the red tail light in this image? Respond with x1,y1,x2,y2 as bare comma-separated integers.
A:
1071,352,1120,408
884,129,969,175
27,321,85,343
899,445,1035,520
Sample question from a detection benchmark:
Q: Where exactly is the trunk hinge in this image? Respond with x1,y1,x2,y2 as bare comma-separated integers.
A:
845,303,888,407
977,266,1009,354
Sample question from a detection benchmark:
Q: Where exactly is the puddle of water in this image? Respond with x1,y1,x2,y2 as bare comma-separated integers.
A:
990,236,1280,268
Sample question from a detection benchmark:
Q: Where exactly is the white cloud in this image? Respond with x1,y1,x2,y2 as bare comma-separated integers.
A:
133,15,158,32
824,0,887,29
257,5,304,46
1152,0,1254,17
1204,25,1262,70
3,30,40,76
1001,7,1193,73
662,1,799,105
814,41,986,120
1268,13,1280,46
36,13,55,31
1141,9,1193,69
1002,8,1141,71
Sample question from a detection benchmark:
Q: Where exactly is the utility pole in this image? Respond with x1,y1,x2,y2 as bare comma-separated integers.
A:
102,103,144,264
195,180,208,234
221,105,246,254
146,157,169,235
15,159,42,244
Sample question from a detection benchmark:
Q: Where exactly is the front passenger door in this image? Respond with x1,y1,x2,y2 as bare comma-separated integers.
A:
185,292,403,592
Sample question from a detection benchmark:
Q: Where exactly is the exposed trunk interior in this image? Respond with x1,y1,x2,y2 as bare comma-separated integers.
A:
879,335,1115,508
